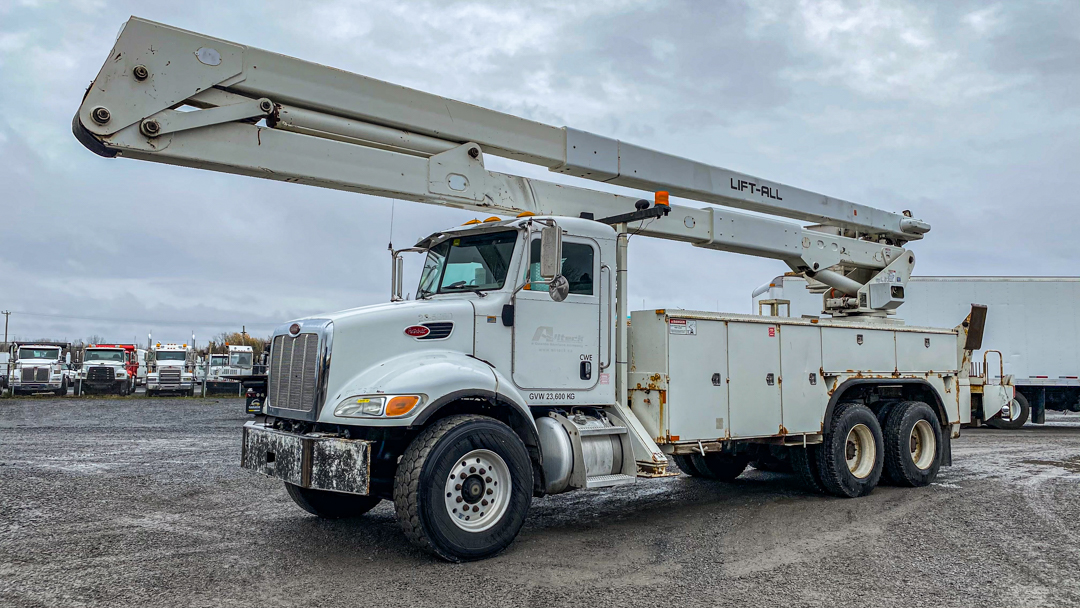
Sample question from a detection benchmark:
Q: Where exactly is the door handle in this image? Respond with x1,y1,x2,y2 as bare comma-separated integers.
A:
580,360,592,380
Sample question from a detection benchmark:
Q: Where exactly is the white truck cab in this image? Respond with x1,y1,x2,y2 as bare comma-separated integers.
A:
205,345,254,393
9,343,70,396
77,345,137,395
146,343,195,396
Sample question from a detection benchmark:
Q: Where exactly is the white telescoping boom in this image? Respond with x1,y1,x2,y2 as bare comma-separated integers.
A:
75,18,991,563
75,18,927,317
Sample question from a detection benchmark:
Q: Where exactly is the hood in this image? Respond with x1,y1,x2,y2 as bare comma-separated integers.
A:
293,298,476,421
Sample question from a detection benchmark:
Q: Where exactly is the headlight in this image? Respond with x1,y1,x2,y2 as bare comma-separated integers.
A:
334,395,424,418
116,371,126,378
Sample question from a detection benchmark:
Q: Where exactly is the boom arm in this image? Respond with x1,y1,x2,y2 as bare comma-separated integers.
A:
74,17,925,313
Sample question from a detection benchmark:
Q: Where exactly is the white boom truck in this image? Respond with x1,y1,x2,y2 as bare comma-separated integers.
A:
74,18,1003,562
8,343,71,396
146,342,196,396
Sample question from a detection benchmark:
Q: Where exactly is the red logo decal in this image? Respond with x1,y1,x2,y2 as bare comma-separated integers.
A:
768,327,775,337
404,325,430,337
669,319,687,325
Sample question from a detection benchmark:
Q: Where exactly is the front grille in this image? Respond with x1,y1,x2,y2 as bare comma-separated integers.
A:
21,368,49,382
418,321,454,340
87,366,115,381
269,333,320,412
159,368,182,386
21,369,46,382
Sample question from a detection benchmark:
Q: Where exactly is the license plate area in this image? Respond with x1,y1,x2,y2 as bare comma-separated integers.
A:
241,422,371,495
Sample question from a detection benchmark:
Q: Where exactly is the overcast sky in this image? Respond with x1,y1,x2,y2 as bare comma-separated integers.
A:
1,0,1078,345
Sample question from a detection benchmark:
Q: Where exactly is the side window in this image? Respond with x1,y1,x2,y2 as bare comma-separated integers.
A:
527,240,595,296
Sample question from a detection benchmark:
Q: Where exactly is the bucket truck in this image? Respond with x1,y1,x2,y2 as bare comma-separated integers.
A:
73,18,998,562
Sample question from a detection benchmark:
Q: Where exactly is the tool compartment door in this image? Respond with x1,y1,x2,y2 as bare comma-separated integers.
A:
667,317,728,441
728,321,782,438
779,324,827,434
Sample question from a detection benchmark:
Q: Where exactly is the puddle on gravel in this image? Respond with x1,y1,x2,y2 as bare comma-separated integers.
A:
1022,456,1080,473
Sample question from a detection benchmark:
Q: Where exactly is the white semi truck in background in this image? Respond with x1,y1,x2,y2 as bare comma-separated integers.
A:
146,343,196,396
7,343,72,396
754,275,1079,428
205,344,254,393
74,18,1010,562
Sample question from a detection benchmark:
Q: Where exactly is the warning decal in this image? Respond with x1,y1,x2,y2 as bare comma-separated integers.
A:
669,318,697,335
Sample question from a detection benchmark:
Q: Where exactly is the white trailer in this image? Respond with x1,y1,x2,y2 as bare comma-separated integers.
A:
754,275,1079,427
73,18,1003,562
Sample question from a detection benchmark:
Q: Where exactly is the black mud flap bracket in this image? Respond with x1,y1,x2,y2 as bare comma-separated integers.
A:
241,422,371,495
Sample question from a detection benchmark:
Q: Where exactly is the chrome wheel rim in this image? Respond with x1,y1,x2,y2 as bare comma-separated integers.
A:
444,449,511,532
845,424,876,479
909,419,936,470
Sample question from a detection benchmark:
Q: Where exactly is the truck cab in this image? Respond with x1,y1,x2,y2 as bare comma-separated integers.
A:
146,343,195,396
77,345,138,395
205,346,254,394
9,343,70,396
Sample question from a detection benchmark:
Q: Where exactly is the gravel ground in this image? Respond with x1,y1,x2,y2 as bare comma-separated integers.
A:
2,397,1079,608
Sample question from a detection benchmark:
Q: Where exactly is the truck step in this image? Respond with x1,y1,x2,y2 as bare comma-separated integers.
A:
578,425,628,437
585,473,636,489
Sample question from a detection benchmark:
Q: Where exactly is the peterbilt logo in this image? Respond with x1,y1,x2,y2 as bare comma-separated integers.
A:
404,325,431,337
289,323,301,335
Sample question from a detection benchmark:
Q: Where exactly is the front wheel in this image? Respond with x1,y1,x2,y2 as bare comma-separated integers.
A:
285,483,381,518
55,378,68,397
393,414,533,562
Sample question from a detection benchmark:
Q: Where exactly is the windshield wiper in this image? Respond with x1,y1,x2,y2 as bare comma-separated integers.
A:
441,286,489,297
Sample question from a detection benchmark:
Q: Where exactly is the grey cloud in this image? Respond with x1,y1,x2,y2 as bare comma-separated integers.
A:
1,0,1078,344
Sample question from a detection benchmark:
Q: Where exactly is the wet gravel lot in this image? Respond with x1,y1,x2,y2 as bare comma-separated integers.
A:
2,396,1079,608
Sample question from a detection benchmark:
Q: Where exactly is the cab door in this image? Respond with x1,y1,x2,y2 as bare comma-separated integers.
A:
512,237,601,393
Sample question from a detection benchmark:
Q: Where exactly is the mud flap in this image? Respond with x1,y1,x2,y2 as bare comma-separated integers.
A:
940,426,952,467
241,422,371,495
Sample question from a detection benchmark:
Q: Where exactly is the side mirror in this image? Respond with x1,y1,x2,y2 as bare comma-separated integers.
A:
539,224,562,280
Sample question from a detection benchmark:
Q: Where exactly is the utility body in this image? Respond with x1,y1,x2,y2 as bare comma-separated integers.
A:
75,18,1002,561
756,274,1078,428
76,344,138,395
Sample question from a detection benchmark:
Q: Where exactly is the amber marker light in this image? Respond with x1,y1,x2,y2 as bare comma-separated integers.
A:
655,191,670,206
385,395,422,417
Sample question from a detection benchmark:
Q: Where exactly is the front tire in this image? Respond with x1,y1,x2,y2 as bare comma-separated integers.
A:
882,401,942,487
985,392,1030,430
393,414,532,562
285,483,381,518
55,378,68,397
817,403,884,498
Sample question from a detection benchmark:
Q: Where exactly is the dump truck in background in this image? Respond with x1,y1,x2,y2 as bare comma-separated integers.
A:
754,275,1079,428
76,344,139,395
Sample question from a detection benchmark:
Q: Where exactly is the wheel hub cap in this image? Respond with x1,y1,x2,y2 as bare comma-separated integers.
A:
444,449,511,532
845,424,876,479
909,419,936,470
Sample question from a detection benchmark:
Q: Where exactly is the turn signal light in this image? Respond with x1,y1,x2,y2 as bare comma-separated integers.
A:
386,395,421,417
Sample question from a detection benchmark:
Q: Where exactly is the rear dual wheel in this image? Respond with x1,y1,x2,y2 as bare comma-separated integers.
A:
672,453,749,481
817,403,884,498
881,401,942,487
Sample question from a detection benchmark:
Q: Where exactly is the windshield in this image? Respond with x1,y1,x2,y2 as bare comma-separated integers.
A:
85,349,124,362
18,348,59,360
156,351,187,361
210,355,227,366
418,230,517,296
230,353,253,368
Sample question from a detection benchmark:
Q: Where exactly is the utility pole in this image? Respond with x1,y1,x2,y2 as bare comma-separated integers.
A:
2,310,9,346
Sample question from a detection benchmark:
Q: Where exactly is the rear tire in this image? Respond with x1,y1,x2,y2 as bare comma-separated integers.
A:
985,392,1030,430
750,455,792,474
817,403,883,498
691,453,750,481
55,379,68,397
882,401,942,487
789,445,825,493
285,483,381,518
671,454,708,477
393,414,532,562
